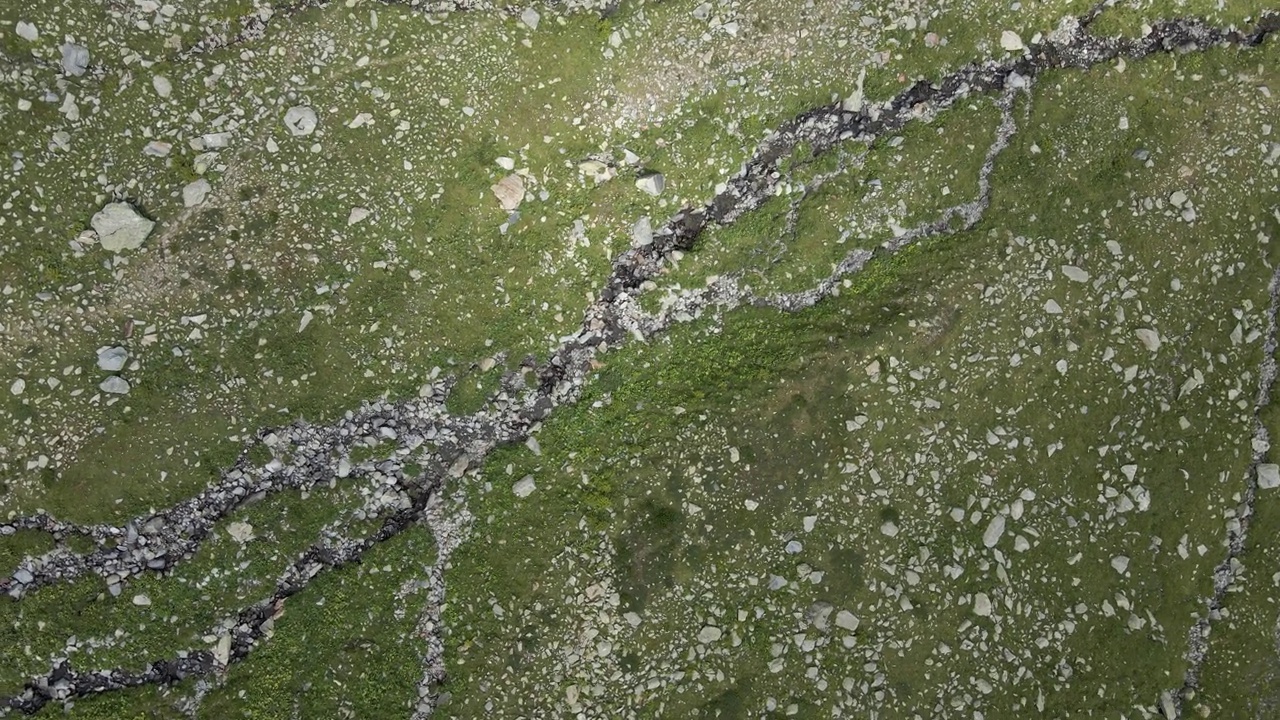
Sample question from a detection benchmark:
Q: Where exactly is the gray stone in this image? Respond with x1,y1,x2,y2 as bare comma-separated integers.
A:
96,346,128,372
635,172,665,196
283,106,317,136
513,475,536,498
973,592,992,617
14,568,33,584
631,216,653,246
15,21,38,42
91,203,154,252
60,44,90,76
520,7,540,30
100,376,131,395
491,174,525,211
696,625,722,643
183,179,211,208
1135,328,1162,352
834,610,859,632
1258,463,1280,490
152,75,172,98
982,514,1005,548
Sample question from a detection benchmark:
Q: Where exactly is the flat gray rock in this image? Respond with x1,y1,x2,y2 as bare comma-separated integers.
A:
60,44,90,76
521,7,540,30
512,475,536,498
284,106,317,136
15,21,38,41
183,179,211,208
91,203,154,252
97,346,128,372
635,172,665,196
631,216,653,246
100,376,131,394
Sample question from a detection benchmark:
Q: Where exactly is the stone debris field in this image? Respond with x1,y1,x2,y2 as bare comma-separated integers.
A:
0,0,1279,718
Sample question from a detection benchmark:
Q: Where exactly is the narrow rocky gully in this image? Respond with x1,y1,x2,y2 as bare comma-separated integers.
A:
2,3,1277,716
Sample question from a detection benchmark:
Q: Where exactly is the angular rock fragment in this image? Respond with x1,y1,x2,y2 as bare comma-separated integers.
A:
91,203,154,252
183,179,211,208
100,376,131,394
635,172,665,196
283,106,317,136
60,44,90,76
1000,30,1024,51
1257,463,1280,490
491,174,525,211
15,21,38,41
97,346,128,372
512,475,536,498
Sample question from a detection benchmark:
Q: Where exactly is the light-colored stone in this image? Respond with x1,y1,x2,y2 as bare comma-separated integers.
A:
91,203,154,252
60,44,90,76
834,610,859,632
635,172,665,196
227,521,255,543
15,21,38,41
10,378,25,396
1135,328,1162,352
152,75,172,98
491,174,525,211
100,376,131,394
1044,299,1062,314
631,216,653,246
520,7,540,30
1257,463,1280,490
347,207,370,225
183,179,211,208
973,592,992,617
1111,555,1130,574
982,514,1005,548
1062,265,1090,283
513,475,536,498
1000,30,1025,52
496,156,515,171
97,346,128,372
697,625,722,643
283,105,317,136
132,593,152,606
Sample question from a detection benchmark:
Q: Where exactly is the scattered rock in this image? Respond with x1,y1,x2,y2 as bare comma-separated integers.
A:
14,568,34,584
1061,265,1090,283
100,376,131,394
10,378,24,396
348,207,371,225
513,475,536,498
283,106,317,136
96,346,128,372
973,592,992,617
183,179,211,208
15,21,38,42
91,203,154,252
1257,463,1280,490
227,521,255,543
982,514,1005,548
1169,190,1188,207
1111,555,1130,574
132,594,152,606
152,75,172,98
834,610,859,632
635,172,665,196
520,7,540,30
143,141,172,157
631,216,653,246
1135,328,1162,352
496,156,515,171
491,174,525,211
696,625,722,643
1000,30,1025,52
60,44,90,76
1044,299,1063,314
